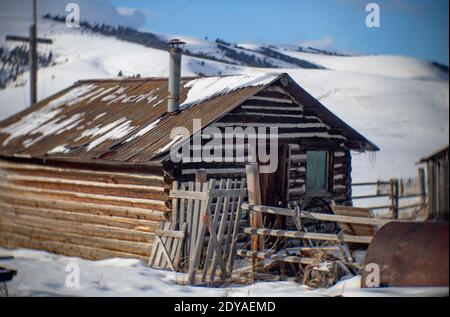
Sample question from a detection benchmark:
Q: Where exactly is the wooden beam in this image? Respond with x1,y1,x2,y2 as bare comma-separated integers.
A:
155,229,185,239
246,163,264,273
241,204,394,226
418,168,426,211
243,227,373,244
5,35,53,44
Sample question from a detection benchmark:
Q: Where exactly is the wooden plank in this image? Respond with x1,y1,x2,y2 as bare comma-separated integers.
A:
227,182,244,272
331,203,377,236
241,204,393,226
202,179,226,282
246,163,263,273
210,179,233,281
223,179,239,269
190,181,203,257
173,223,187,270
155,235,175,271
185,182,194,259
156,222,171,268
209,189,246,198
170,190,208,201
188,180,215,284
203,212,228,281
243,227,373,244
236,250,315,265
154,229,185,239
149,222,163,266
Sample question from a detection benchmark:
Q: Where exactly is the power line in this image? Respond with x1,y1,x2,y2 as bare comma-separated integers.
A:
148,0,197,28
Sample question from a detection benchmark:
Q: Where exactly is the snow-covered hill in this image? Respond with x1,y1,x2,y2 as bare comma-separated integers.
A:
0,17,448,192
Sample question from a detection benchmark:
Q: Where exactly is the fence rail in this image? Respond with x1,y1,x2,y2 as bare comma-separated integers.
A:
351,168,426,219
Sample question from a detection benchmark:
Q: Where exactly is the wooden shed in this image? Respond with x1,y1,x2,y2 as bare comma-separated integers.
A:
419,146,449,220
0,72,378,260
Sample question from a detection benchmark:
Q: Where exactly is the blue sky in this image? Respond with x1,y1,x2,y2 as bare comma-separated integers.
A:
112,0,448,65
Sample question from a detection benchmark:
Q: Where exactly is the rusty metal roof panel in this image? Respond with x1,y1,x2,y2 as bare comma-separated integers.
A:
0,74,274,163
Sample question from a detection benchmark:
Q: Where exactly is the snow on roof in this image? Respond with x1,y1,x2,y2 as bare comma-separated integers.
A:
125,118,161,143
180,73,279,109
0,84,97,146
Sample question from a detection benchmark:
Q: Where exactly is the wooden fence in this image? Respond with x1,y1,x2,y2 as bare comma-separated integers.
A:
149,177,247,285
352,168,426,219
238,162,406,275
238,202,401,272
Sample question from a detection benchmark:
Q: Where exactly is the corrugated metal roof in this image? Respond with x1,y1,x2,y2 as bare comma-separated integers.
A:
0,75,274,163
0,73,378,164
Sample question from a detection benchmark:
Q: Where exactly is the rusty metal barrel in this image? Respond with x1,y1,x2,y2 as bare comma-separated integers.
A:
361,221,449,288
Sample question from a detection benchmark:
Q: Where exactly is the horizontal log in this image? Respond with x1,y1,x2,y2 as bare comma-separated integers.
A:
246,95,295,104
0,222,151,256
0,183,170,211
0,202,159,231
0,232,147,261
236,249,315,265
0,174,167,192
0,212,155,242
242,227,372,244
238,111,304,119
0,192,168,221
3,177,169,201
242,204,393,226
0,160,167,186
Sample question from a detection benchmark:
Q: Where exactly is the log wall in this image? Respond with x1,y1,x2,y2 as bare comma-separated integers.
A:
0,159,171,260
179,84,353,211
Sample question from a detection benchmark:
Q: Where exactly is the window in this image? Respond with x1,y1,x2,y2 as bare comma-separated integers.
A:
306,150,329,193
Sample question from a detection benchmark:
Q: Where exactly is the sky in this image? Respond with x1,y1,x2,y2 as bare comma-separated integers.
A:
111,0,449,65
0,0,448,65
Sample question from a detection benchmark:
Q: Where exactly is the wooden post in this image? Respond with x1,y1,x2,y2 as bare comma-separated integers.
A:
426,161,435,219
29,0,37,104
246,163,264,273
195,169,207,184
418,168,426,212
390,179,399,219
5,0,52,106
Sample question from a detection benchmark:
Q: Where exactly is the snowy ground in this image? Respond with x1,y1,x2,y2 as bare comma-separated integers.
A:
1,248,448,297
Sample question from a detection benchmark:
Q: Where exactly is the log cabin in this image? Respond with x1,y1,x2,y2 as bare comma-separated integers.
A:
0,40,378,260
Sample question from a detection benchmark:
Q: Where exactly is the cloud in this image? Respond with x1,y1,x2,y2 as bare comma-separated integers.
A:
0,0,149,29
300,36,335,50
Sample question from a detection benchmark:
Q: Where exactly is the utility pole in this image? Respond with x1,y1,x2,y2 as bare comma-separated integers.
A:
5,0,52,105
